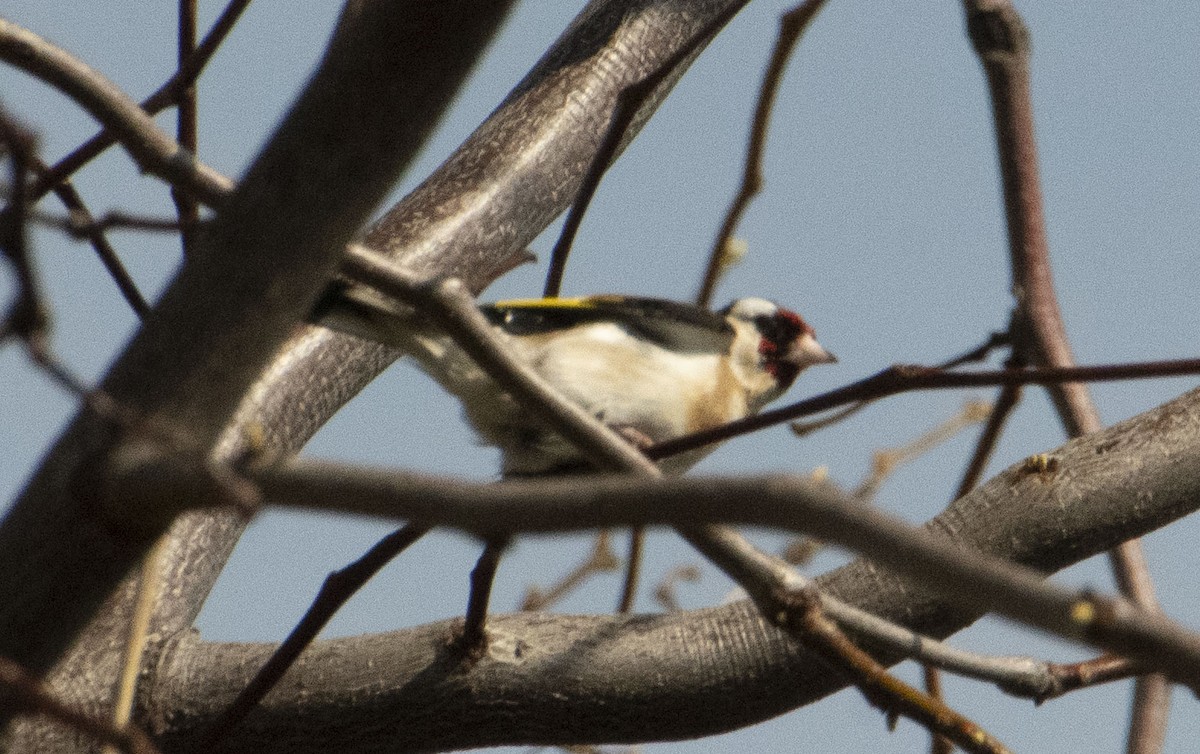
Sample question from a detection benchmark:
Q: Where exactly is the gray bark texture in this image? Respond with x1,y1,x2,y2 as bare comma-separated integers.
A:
3,1,1195,752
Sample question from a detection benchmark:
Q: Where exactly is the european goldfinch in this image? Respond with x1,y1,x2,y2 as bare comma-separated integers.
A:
317,290,834,476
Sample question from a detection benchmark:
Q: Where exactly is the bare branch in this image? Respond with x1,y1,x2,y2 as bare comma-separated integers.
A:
775,589,1011,754
543,3,745,298
697,0,828,307
964,1,1171,745
27,0,254,200
649,358,1200,460
0,656,161,754
0,19,233,205
0,0,517,681
238,403,1200,684
141,386,1200,750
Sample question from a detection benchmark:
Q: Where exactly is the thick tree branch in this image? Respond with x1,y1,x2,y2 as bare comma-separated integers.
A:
146,385,1200,751
4,2,756,749
0,0,515,706
152,0,755,655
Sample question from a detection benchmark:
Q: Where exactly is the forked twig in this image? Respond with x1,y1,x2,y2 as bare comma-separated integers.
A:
781,588,1011,754
852,400,991,501
26,0,253,201
520,532,620,612
653,565,701,612
0,18,233,205
784,401,991,564
26,161,153,316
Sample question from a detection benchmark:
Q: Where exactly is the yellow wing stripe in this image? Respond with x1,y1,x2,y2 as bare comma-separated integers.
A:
490,296,619,310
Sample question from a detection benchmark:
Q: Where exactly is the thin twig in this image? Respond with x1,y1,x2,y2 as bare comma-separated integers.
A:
172,0,201,254
649,357,1200,461
23,205,190,237
781,588,1011,754
790,330,1008,438
616,528,644,613
697,0,828,307
953,383,1021,500
18,160,153,316
0,118,107,405
653,565,701,612
200,524,430,748
0,18,232,206
789,401,990,567
520,533,620,611
0,109,48,349
925,664,954,754
852,400,991,501
542,3,744,298
0,656,162,754
1045,655,1144,699
27,0,253,201
460,539,509,654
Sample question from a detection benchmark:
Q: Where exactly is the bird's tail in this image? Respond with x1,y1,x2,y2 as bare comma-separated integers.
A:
311,280,513,431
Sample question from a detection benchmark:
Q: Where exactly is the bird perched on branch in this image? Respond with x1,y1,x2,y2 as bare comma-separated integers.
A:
317,289,835,476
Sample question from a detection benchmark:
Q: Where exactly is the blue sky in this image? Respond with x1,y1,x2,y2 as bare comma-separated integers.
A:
3,2,1199,751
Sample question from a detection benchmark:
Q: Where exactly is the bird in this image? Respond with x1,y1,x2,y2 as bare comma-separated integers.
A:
316,288,835,476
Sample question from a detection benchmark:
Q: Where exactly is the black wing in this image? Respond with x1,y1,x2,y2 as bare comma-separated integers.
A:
482,295,734,354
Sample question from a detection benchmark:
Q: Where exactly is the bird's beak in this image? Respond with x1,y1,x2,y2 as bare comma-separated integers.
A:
788,333,837,368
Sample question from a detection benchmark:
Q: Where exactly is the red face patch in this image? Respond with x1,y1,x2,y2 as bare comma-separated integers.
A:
755,308,811,388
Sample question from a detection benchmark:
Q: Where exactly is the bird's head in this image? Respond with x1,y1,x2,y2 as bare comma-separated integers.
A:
721,297,836,401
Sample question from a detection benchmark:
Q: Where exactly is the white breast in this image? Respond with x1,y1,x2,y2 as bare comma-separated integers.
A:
408,321,747,476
